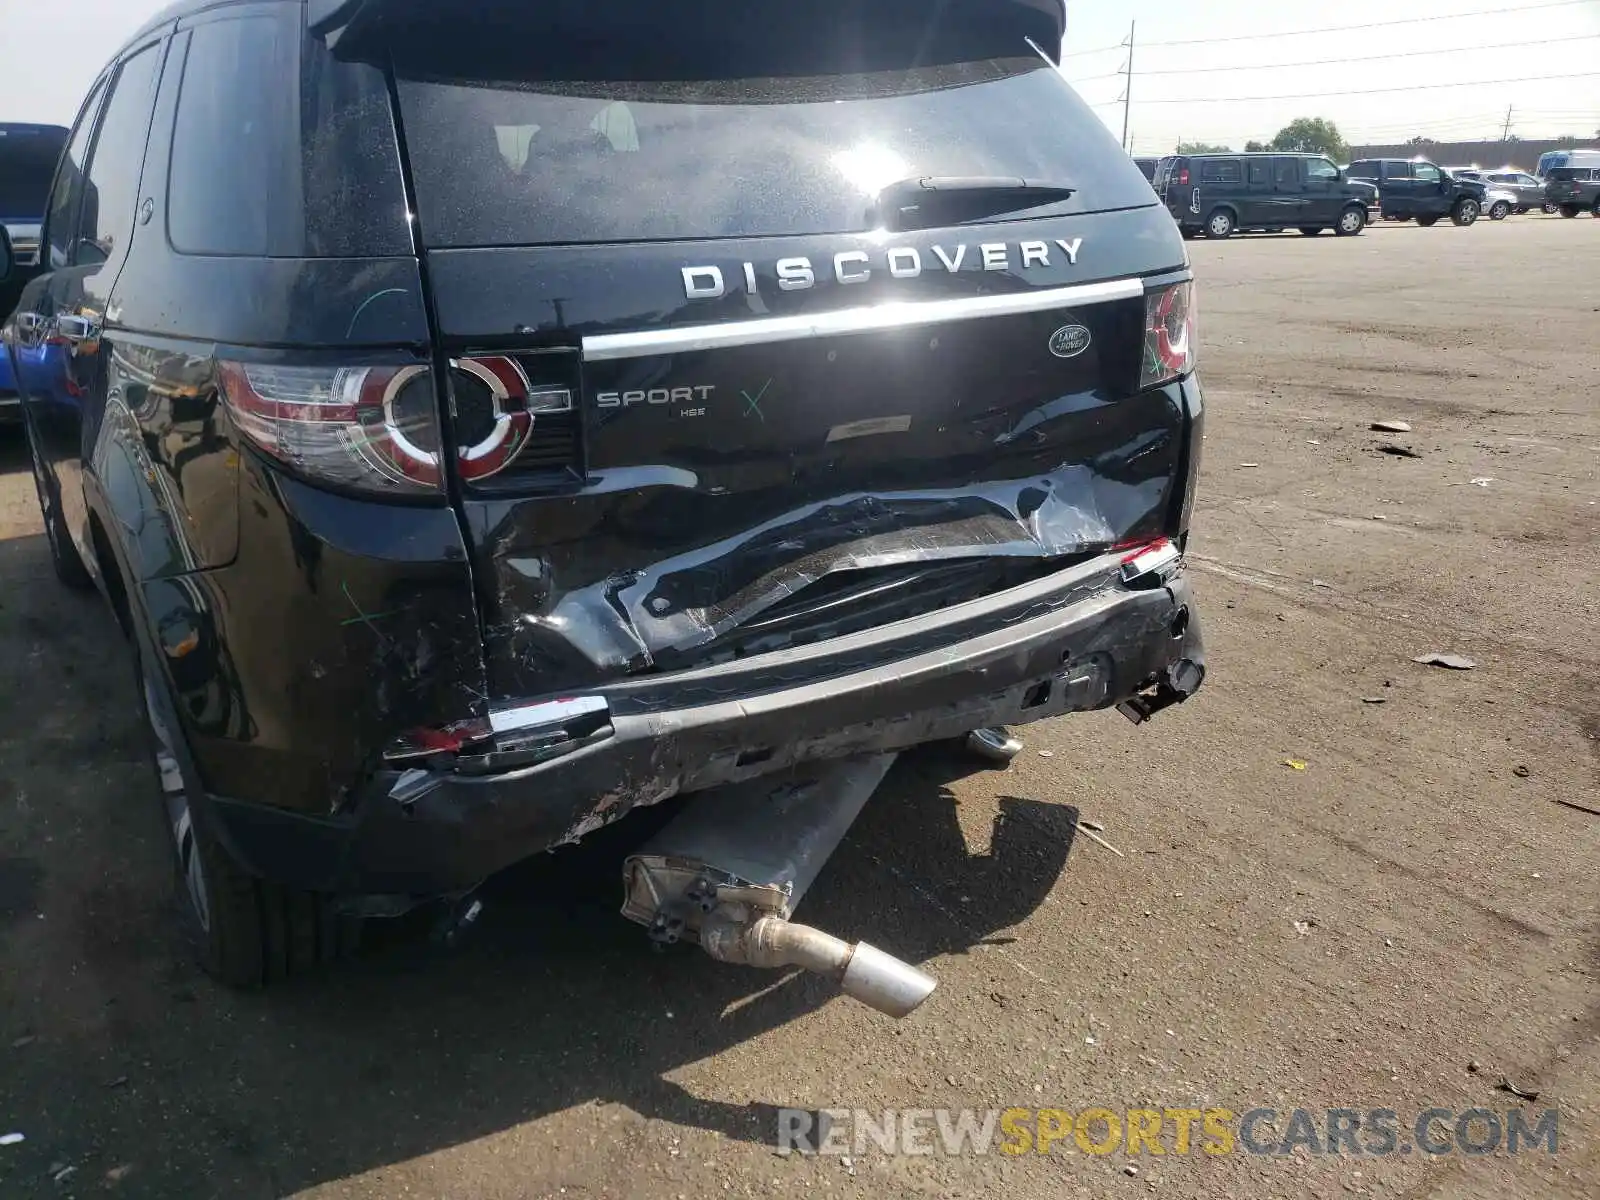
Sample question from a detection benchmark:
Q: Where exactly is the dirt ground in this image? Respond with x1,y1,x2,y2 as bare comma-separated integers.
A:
1,215,1597,1200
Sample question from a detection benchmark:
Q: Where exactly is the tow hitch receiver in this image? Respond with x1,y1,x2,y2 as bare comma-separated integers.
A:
621,753,937,1018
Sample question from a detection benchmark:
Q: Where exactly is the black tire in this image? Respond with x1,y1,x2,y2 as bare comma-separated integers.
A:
134,645,360,986
1203,208,1235,239
1451,198,1480,227
1415,215,1440,228
23,420,93,589
1298,227,1324,236
1488,201,1511,221
1592,197,1600,218
1335,206,1366,236
1559,204,1581,218
1542,202,1557,214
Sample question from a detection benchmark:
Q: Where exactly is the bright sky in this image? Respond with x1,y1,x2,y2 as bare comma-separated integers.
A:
1,0,1597,155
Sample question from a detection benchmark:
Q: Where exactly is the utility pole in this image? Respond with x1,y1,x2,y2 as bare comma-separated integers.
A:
1120,21,1136,152
1501,105,1514,140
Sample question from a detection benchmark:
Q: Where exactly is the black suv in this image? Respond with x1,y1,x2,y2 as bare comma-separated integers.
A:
1154,152,1373,239
1544,166,1600,217
0,0,1205,986
1345,158,1487,227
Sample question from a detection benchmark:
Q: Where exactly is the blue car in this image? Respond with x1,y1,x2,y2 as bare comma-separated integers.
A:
1,122,68,419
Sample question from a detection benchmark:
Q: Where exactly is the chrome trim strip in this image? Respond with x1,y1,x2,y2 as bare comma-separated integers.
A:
582,277,1146,362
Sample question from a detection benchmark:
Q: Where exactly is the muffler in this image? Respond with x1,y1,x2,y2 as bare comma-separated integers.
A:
621,753,937,1018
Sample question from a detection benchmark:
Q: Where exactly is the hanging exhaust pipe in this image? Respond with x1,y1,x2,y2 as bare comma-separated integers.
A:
700,912,937,1018
621,753,938,1017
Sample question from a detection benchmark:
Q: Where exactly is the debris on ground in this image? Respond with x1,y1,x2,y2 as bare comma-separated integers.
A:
1312,579,1333,588
1071,818,1125,858
1376,444,1422,458
1412,653,1476,670
1512,765,1531,779
1497,1078,1540,1102
1037,750,1055,759
0,1132,23,1147
1239,462,1261,468
1306,439,1322,446
1553,798,1600,817
1361,696,1387,704
1469,477,1494,487
1293,919,1315,936
1283,758,1308,770
1371,420,1413,433
1468,1059,1482,1074
9,1036,34,1049
1123,1163,1141,1177
106,1075,129,1089
52,1165,77,1184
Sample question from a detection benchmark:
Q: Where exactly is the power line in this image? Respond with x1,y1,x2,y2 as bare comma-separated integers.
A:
1129,33,1599,75
1135,0,1590,48
1130,70,1600,105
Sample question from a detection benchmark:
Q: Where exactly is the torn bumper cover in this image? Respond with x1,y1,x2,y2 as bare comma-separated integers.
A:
202,554,1204,897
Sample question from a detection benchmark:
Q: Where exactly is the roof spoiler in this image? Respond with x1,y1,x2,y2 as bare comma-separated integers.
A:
308,0,1066,65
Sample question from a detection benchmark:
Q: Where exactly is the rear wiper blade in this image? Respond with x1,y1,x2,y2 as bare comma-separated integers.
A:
871,175,1077,231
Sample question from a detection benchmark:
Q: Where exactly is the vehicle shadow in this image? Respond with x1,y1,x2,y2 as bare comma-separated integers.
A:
2,552,1083,1200
0,426,29,477
239,750,1081,1192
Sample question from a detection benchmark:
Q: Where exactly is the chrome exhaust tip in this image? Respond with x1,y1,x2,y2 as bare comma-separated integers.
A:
839,940,939,1018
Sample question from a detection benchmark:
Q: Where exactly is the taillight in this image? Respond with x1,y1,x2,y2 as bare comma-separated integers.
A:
1177,167,1190,186
219,355,557,494
1140,281,1196,390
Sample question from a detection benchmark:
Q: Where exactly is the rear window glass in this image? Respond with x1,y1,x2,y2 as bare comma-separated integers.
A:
1198,159,1241,184
395,57,1151,247
1547,167,1591,181
0,126,68,219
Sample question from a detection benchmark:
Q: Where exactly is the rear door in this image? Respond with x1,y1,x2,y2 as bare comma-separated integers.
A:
1268,156,1306,226
1381,161,1416,214
361,0,1191,699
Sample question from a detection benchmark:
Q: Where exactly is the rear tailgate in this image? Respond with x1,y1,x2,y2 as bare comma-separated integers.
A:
362,0,1194,701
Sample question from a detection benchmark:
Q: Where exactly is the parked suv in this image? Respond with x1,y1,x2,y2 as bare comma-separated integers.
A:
1345,158,1486,226
0,0,1206,986
0,122,68,420
1545,166,1600,217
1154,152,1372,239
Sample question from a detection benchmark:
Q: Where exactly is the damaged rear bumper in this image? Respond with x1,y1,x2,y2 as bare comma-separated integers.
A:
203,555,1205,897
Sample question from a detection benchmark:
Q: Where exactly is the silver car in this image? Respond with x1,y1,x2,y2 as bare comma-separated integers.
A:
1446,169,1521,220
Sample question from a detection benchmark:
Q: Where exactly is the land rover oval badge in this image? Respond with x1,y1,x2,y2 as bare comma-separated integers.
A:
1049,324,1092,358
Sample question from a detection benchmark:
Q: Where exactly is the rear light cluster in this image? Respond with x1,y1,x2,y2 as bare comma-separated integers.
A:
1139,281,1196,390
219,356,577,495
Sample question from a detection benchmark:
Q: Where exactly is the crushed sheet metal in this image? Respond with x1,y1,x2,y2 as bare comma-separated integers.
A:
545,467,1169,670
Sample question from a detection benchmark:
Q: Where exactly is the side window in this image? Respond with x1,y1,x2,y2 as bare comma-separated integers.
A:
1273,157,1299,186
45,78,107,269
1384,162,1412,181
1347,160,1373,179
1200,159,1241,184
75,44,162,267
1413,163,1441,184
1307,158,1339,182
1247,159,1270,185
168,16,301,256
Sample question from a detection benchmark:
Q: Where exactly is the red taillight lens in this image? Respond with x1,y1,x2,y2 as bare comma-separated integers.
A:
219,355,553,494
1140,281,1196,390
1177,167,1190,186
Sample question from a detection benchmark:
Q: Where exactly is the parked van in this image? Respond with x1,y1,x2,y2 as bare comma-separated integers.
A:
1154,152,1373,239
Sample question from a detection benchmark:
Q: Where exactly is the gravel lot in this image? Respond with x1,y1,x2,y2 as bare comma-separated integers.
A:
1,215,1596,1199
